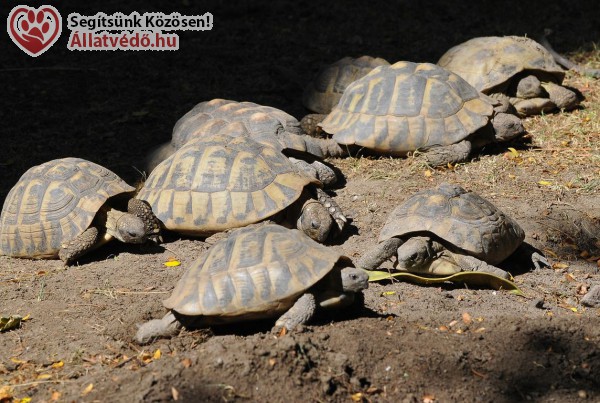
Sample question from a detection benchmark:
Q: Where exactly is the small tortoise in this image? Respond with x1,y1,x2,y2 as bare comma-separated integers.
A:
302,61,524,167
145,99,342,186
358,183,548,279
137,133,347,242
302,55,390,114
0,158,160,265
135,223,369,343
438,36,580,117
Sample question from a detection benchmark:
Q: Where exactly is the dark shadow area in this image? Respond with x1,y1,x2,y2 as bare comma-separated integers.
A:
1,0,598,202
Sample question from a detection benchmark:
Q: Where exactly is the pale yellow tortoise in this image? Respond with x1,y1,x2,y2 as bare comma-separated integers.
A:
135,223,369,344
0,158,160,265
137,133,347,243
357,182,549,279
437,36,581,117
300,61,524,167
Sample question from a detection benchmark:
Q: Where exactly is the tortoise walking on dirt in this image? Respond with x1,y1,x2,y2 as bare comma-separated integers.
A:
0,158,160,265
357,183,548,279
135,223,369,344
301,61,524,166
137,133,347,243
437,36,581,116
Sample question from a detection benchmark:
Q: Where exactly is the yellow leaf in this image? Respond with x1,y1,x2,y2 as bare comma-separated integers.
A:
51,391,61,401
153,349,161,360
0,385,13,400
381,291,396,296
552,262,569,270
51,361,64,369
570,307,578,313
81,383,94,396
538,180,552,186
507,147,519,157
508,174,516,179
10,357,26,364
351,392,363,401
164,260,181,267
424,170,432,177
22,314,31,321
16,398,32,403
37,374,52,380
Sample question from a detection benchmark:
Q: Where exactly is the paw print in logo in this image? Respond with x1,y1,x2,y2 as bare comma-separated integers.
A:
7,5,62,57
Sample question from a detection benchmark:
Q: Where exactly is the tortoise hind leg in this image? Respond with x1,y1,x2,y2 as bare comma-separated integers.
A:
274,292,317,332
452,254,511,279
58,226,102,265
423,140,472,167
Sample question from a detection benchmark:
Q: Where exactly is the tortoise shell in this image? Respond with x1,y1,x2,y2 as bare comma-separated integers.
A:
437,36,565,94
137,133,319,235
172,99,303,150
379,182,525,265
303,55,390,114
163,223,348,321
0,158,134,258
319,61,494,156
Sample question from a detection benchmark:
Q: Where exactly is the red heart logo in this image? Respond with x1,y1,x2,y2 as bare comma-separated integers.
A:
7,5,62,57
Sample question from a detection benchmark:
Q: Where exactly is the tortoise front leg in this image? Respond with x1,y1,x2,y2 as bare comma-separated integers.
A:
356,237,404,271
274,292,317,332
135,311,182,344
128,198,162,243
58,226,102,265
452,253,511,279
315,188,347,232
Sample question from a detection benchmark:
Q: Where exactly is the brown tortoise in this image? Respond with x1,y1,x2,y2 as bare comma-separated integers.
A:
357,182,548,279
438,36,580,117
137,133,347,243
0,158,160,265
135,223,369,343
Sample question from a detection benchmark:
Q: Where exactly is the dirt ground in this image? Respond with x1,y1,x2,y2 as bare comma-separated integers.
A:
1,0,599,402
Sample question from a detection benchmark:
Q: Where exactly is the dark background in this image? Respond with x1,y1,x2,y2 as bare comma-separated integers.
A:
1,0,598,200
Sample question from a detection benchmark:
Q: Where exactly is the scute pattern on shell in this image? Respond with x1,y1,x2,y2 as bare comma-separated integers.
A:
0,158,134,258
437,36,565,94
172,99,303,150
379,183,525,265
163,224,343,319
303,55,390,114
319,62,494,155
137,134,318,235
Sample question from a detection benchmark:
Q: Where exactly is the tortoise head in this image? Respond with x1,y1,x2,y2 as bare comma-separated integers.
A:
340,267,369,292
395,236,438,271
108,211,148,244
297,200,333,243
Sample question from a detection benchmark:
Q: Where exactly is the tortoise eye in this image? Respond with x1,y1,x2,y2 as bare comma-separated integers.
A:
311,221,320,229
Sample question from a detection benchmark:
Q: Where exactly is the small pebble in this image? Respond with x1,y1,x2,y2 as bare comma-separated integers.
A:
581,285,600,307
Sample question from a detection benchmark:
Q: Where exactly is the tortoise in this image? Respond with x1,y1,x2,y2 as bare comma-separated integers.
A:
437,36,580,117
357,182,548,279
135,223,369,344
301,61,525,167
137,133,347,243
302,55,390,114
145,99,343,186
0,158,161,265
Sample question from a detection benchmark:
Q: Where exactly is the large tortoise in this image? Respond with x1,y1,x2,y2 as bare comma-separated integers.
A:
357,182,548,279
137,133,346,242
302,61,525,167
145,99,343,186
0,158,160,265
438,36,580,117
135,223,369,344
302,55,390,114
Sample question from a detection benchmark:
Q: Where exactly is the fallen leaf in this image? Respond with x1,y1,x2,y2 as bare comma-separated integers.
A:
438,325,448,332
423,393,436,403
181,358,192,368
0,315,22,332
474,327,486,333
37,374,52,380
381,291,396,296
538,180,552,186
10,357,27,364
0,386,13,400
50,391,61,401
351,392,363,401
153,349,161,360
81,383,94,396
424,170,432,178
552,262,569,270
268,358,276,367
164,259,181,267
172,387,179,401
51,361,64,369
564,273,576,282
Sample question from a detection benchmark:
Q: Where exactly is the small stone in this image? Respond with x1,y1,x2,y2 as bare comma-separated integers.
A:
581,285,600,307
530,298,545,309
578,390,587,399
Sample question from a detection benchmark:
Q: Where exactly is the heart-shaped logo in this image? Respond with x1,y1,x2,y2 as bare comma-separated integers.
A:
7,5,62,57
